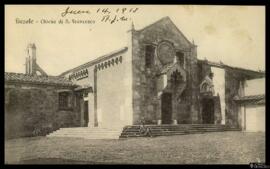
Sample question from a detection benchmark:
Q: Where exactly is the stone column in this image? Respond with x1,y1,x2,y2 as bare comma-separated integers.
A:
172,93,178,124
88,92,95,127
94,67,98,127
156,93,162,125
80,99,84,127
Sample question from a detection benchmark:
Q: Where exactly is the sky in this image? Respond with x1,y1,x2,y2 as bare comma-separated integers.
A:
5,5,265,76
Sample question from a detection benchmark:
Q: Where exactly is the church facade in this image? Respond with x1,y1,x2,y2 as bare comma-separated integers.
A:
60,17,264,130
5,17,265,138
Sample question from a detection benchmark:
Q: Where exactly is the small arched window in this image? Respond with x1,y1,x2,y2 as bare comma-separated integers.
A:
101,63,104,69
119,56,123,63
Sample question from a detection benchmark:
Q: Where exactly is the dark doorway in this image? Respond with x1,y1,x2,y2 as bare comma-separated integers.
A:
161,93,172,124
201,98,214,124
83,101,89,127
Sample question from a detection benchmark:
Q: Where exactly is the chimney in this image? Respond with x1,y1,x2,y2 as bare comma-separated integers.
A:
25,43,37,75
25,43,48,76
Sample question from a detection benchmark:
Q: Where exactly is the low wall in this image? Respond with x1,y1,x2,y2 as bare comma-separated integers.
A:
5,83,80,139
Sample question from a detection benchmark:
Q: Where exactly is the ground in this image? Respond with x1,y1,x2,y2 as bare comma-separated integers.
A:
5,131,265,164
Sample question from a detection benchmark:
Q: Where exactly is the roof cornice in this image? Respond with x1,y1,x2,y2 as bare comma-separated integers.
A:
59,47,128,76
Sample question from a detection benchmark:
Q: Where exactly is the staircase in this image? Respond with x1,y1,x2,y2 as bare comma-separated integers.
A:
120,124,241,138
47,127,122,139
47,124,241,139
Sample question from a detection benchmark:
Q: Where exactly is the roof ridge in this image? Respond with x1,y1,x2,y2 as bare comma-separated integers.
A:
5,72,76,87
5,72,64,78
136,16,170,32
136,16,193,46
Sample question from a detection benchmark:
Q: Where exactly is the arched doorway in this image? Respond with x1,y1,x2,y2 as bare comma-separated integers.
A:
161,92,172,124
201,98,215,124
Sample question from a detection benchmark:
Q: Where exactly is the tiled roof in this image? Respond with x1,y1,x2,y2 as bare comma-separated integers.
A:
234,94,265,105
5,72,77,87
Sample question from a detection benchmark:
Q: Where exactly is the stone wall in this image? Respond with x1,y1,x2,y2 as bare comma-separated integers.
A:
224,69,243,127
5,83,80,139
211,67,226,124
131,18,200,124
196,62,211,123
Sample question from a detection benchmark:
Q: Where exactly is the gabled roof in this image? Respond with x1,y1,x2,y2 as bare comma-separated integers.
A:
234,94,265,105
136,16,194,47
5,72,76,87
60,47,128,76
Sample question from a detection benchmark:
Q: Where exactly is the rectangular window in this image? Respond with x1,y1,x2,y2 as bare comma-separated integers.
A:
145,45,155,68
176,51,185,68
59,92,72,110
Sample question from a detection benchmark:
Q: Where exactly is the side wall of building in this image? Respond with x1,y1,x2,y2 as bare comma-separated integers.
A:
96,52,133,128
5,83,80,139
245,105,265,132
241,77,265,131
65,50,133,128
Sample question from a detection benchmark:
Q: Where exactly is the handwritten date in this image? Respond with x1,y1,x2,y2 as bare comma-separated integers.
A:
61,6,139,18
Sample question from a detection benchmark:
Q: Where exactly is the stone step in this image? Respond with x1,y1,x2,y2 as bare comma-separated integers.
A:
48,130,121,134
123,127,225,131
56,127,119,130
50,129,122,134
120,124,241,138
47,125,241,139
120,130,239,138
51,130,121,134
46,127,123,139
49,135,120,138
122,128,226,133
49,131,121,135
49,134,121,137
48,135,120,139
124,124,225,127
120,131,198,138
124,127,225,132
56,129,122,132
123,129,230,133
121,129,209,135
